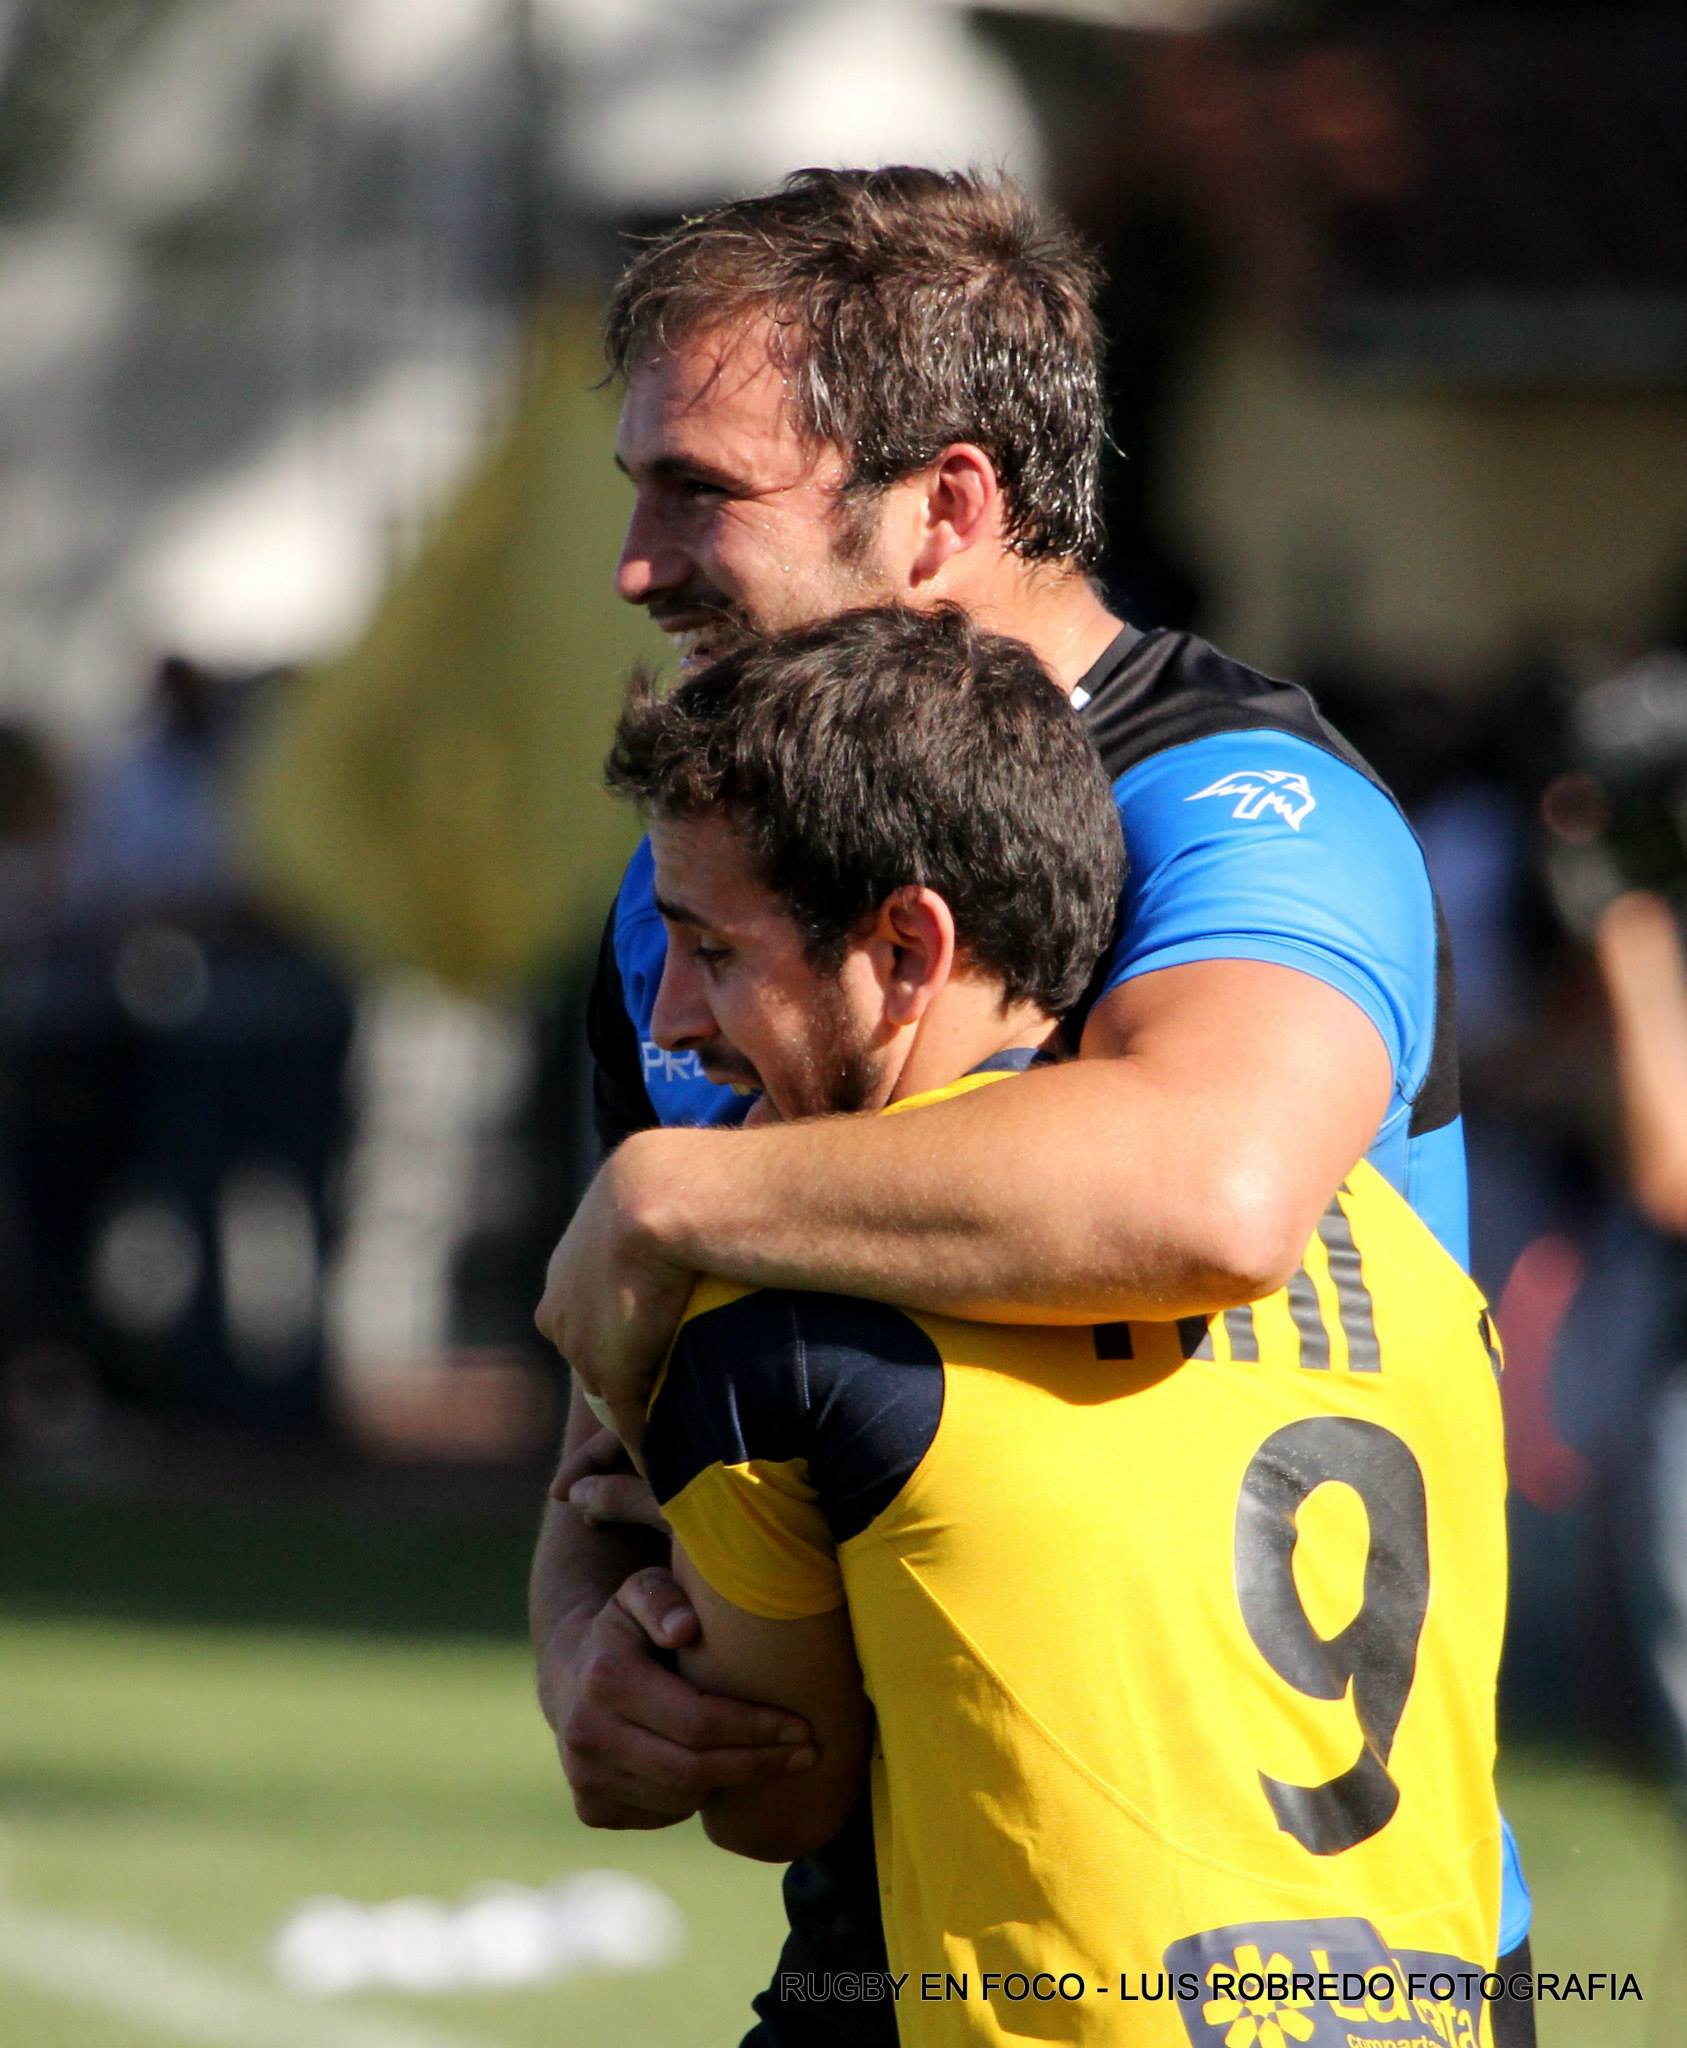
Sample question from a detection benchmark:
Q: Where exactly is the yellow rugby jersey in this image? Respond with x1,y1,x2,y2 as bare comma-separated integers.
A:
645,1071,1508,2048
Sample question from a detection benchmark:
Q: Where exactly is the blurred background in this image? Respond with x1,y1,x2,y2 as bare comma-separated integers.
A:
1,2,1684,2042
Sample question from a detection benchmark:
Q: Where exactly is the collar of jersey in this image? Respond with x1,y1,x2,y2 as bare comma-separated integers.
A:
1071,622,1143,706
881,1046,1052,1119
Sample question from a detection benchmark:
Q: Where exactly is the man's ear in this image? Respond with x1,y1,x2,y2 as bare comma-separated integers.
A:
908,444,1002,586
872,887,957,1024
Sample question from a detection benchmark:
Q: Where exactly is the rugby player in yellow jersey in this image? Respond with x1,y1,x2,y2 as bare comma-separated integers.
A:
605,604,1509,2048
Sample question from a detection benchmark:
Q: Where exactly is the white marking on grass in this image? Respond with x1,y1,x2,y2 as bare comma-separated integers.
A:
0,1898,495,2048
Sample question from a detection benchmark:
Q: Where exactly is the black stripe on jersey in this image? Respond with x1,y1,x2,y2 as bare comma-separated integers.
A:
1075,629,1459,1142
644,1290,944,1547
1179,1316,1214,1361
1096,1316,1215,1362
1318,1199,1381,1373
1224,1306,1261,1362
1285,1266,1331,1369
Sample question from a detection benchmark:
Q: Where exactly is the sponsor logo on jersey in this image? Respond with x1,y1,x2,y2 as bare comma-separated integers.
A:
1162,1921,1487,2046
641,1041,706,1084
1187,768,1317,830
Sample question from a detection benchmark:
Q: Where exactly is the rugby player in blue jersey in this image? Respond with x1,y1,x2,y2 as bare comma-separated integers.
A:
528,167,1535,2044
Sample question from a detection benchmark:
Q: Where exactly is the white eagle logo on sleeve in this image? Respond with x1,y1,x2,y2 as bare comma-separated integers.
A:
1186,768,1317,830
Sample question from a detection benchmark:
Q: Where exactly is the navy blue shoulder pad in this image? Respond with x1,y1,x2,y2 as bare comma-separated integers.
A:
646,1291,944,1545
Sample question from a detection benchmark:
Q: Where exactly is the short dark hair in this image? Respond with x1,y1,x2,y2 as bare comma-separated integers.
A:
605,166,1106,570
605,606,1122,1016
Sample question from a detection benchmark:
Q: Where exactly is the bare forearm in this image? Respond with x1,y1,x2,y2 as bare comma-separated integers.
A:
529,1384,666,1679
529,1502,665,1664
1597,895,1687,1235
628,1063,1294,1324
543,966,1392,1432
672,1553,867,1864
610,967,1391,1327
678,1627,828,1861
1612,1032,1687,1232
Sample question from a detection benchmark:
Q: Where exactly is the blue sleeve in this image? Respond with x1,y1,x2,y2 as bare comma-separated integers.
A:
1499,1814,1533,1951
612,838,753,1131
1098,730,1439,1105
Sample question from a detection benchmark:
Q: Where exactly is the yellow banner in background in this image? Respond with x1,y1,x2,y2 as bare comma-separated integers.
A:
245,306,661,994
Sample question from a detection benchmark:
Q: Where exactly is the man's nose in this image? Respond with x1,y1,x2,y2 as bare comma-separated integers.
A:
615,495,688,608
650,943,714,1052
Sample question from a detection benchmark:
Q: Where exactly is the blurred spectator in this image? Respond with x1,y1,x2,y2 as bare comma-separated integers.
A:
0,720,69,948
1483,633,1687,1788
3,656,357,1444
1316,613,1687,1782
60,655,234,922
0,720,75,1437
1592,888,1687,1792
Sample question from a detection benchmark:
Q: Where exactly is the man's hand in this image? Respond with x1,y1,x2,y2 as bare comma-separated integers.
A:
551,1426,670,1532
534,1135,699,1452
538,1566,818,1830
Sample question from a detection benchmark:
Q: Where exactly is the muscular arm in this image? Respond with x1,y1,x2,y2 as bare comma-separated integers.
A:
528,1382,667,1723
670,1546,871,1863
529,1378,816,1827
540,959,1393,1431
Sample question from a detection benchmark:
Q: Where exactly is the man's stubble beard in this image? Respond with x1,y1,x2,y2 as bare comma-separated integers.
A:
761,485,899,640
826,481,893,584
775,967,885,1122
655,483,896,670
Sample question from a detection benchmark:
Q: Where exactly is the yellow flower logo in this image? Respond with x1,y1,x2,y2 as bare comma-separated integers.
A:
1201,1943,1317,2048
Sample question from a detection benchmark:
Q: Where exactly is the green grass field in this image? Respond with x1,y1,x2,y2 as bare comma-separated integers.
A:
2,1478,1682,2046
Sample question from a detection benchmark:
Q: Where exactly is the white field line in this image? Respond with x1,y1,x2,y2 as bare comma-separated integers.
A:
0,1898,497,2048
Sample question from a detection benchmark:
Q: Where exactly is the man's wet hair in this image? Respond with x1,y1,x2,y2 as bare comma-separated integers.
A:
605,166,1107,570
605,606,1123,1017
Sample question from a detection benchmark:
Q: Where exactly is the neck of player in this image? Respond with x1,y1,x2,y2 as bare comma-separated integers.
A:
883,984,1060,1110
941,562,1125,700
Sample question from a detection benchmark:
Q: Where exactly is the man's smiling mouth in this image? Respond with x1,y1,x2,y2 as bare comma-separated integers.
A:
651,605,747,673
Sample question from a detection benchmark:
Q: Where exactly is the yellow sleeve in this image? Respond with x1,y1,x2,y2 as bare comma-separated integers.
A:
663,1458,845,1621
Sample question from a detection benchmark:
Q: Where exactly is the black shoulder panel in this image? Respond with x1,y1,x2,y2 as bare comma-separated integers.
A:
793,1294,946,1544
1081,630,1377,786
644,1290,944,1546
1409,896,1462,1137
585,900,655,1151
646,1291,810,1504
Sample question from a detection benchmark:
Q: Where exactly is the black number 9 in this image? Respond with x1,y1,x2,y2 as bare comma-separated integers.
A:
1234,1416,1430,1855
